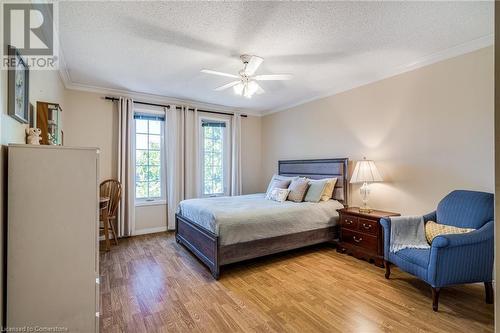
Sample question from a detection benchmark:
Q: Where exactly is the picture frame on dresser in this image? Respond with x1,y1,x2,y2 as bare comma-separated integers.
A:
7,45,30,124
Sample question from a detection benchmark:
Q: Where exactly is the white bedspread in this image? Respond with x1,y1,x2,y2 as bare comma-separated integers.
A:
177,193,344,245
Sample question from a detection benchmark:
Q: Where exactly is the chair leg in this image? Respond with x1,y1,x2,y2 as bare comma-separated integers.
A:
485,282,493,304
384,260,391,279
109,219,119,246
102,216,110,251
431,287,440,312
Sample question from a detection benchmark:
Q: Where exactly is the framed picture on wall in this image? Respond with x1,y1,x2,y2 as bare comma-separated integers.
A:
29,103,35,128
8,45,29,124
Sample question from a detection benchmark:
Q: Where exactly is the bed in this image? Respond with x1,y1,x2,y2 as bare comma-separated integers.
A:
175,158,349,279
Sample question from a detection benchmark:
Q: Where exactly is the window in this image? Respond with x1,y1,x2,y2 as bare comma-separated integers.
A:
135,114,165,202
200,118,230,197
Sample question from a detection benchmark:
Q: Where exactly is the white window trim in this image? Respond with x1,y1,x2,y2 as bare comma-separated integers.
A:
199,115,230,197
135,199,167,207
134,109,167,206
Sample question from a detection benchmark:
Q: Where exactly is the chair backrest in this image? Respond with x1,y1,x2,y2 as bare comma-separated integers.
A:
436,190,493,229
100,179,122,219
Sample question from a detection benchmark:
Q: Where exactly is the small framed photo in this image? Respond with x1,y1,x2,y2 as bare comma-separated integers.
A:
29,103,35,128
8,45,29,124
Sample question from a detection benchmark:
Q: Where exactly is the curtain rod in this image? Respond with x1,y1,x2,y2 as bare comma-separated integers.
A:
104,96,248,118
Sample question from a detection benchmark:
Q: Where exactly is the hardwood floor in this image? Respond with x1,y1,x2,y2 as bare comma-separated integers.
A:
99,232,494,333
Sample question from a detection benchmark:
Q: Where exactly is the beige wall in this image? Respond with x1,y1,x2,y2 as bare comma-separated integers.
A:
63,89,262,231
1,69,65,144
64,89,118,180
135,204,167,234
262,47,494,215
0,68,66,324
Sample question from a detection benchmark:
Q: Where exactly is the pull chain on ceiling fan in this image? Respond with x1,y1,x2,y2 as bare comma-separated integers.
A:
201,54,293,98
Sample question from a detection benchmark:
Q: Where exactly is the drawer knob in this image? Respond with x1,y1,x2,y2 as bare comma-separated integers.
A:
353,236,363,243
345,220,353,225
362,223,372,229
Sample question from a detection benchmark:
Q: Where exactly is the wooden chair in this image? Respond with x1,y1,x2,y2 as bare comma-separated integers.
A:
99,197,111,250
100,179,122,250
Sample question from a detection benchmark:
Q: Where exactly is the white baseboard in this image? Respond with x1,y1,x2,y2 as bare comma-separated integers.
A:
132,226,168,236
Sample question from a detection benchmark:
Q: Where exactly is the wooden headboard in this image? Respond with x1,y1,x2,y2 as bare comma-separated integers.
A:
278,158,349,205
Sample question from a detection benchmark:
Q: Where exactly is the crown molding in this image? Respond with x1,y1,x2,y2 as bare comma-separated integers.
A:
58,70,263,117
57,46,72,88
262,34,494,116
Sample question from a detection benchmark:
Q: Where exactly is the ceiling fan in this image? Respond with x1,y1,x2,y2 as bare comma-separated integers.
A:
201,54,293,98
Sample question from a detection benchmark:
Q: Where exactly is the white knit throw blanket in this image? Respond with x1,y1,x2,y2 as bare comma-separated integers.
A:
390,216,430,253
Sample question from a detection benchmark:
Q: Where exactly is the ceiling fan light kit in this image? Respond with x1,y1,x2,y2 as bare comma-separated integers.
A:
201,54,292,99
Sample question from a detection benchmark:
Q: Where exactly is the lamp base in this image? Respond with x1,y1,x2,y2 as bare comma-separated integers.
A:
359,207,372,213
359,182,372,213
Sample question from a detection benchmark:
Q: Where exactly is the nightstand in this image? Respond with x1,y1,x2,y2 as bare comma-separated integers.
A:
337,207,400,267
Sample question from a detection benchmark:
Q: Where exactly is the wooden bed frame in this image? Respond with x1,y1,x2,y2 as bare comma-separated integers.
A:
175,158,349,279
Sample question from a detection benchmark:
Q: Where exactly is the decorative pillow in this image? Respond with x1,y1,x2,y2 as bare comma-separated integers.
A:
304,179,328,202
266,188,290,203
425,221,475,244
320,178,338,201
287,178,310,202
265,174,296,195
266,179,291,196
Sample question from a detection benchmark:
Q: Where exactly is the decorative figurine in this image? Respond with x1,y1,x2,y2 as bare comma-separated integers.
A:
26,128,42,145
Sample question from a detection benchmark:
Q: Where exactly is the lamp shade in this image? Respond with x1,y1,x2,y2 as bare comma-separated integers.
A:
350,158,383,183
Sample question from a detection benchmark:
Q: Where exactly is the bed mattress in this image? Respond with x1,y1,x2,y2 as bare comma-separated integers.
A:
177,193,344,246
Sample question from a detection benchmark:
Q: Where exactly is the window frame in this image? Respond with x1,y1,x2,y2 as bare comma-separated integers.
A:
134,110,166,205
198,116,230,197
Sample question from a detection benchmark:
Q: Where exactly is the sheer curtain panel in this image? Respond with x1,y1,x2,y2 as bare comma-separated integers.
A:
117,97,136,236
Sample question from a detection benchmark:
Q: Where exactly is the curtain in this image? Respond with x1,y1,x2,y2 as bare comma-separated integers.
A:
166,106,241,229
184,108,200,199
117,97,136,237
166,106,200,230
230,113,242,196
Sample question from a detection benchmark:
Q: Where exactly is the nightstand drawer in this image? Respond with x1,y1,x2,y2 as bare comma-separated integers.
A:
341,228,378,252
358,218,378,236
337,207,399,267
340,215,358,229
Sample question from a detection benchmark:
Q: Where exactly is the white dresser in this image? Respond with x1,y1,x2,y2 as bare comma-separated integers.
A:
7,145,100,332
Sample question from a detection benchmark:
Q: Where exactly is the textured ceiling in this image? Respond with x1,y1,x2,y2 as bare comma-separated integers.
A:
59,1,493,113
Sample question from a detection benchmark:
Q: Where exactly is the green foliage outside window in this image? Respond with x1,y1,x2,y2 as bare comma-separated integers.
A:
135,119,163,200
203,123,225,195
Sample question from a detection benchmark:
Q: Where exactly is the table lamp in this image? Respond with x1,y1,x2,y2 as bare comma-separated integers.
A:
350,157,383,213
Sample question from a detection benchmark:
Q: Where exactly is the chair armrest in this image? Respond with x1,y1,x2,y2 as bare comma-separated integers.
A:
431,220,494,248
380,217,391,230
428,221,494,286
380,217,391,260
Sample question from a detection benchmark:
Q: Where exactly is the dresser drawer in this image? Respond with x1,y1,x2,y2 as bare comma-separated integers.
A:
341,228,378,252
358,218,379,236
340,214,358,230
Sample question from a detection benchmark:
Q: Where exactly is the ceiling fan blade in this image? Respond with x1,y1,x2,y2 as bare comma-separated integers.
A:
255,82,265,95
243,83,251,98
244,56,264,76
214,80,241,91
201,69,239,79
254,74,293,81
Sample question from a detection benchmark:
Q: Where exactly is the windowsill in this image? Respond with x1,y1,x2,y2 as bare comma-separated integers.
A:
202,194,227,198
135,200,167,207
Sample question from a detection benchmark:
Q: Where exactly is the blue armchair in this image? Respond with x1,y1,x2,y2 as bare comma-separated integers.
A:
380,190,494,311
